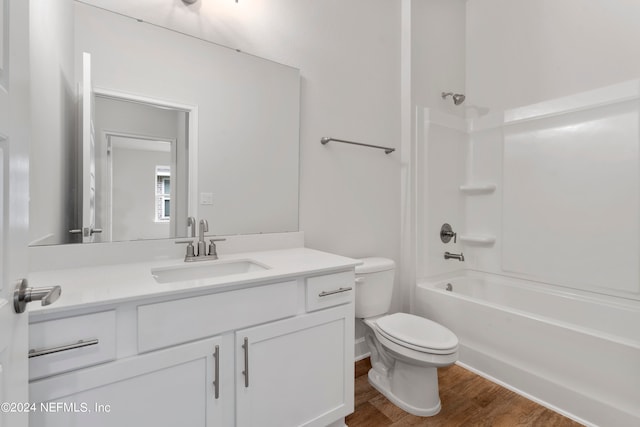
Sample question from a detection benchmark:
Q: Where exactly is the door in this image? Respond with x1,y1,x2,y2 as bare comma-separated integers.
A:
105,134,175,242
236,305,354,427
0,0,31,425
79,52,99,243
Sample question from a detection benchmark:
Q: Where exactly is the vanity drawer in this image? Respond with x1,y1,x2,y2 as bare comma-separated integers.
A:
137,280,298,353
29,310,117,381
306,271,355,312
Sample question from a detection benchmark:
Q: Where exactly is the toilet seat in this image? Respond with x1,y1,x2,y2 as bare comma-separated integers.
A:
374,313,458,355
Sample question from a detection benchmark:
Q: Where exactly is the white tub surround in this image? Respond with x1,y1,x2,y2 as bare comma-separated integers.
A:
27,241,358,427
420,79,640,300
416,81,640,427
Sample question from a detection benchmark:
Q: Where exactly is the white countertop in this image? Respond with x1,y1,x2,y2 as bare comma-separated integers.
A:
28,247,360,318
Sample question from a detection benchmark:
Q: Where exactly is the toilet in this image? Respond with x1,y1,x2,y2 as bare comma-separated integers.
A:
355,257,458,416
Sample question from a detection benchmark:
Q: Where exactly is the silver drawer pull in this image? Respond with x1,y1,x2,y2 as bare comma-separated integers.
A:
318,287,353,298
28,339,99,358
242,337,249,388
213,345,220,399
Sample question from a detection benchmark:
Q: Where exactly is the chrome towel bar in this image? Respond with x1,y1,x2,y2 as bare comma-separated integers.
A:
321,137,395,154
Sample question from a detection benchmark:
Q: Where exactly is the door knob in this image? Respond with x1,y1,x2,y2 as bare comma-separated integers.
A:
69,228,102,236
13,279,62,314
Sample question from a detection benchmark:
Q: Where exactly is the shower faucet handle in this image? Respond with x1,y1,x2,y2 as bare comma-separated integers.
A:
440,223,457,244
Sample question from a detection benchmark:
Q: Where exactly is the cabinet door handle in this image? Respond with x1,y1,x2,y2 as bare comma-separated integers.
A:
28,339,99,358
213,345,220,399
318,287,352,297
242,337,249,388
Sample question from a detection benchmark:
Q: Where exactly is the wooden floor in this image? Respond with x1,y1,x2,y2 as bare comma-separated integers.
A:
346,358,583,427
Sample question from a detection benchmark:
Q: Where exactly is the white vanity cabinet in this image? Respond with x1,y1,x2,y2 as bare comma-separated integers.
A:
28,268,355,427
236,304,353,427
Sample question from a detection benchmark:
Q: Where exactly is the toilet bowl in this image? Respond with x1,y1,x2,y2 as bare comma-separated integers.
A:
355,258,458,416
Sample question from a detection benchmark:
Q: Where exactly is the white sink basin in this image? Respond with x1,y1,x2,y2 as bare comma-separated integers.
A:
151,259,269,284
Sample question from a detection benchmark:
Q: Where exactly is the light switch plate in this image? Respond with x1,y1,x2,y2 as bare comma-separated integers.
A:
200,192,214,205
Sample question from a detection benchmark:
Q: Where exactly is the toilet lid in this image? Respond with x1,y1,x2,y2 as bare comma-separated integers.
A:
375,313,458,352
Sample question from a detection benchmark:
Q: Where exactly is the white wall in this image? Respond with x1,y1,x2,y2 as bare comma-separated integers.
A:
29,0,76,245
94,98,182,142
411,0,466,114
466,0,640,111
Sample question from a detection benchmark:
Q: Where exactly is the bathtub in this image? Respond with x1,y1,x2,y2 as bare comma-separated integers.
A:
414,273,640,427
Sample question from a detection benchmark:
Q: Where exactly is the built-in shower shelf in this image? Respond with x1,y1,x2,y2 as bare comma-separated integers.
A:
459,184,497,195
459,234,496,246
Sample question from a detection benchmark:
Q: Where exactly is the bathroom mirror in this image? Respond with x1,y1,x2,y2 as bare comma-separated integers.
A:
29,0,300,245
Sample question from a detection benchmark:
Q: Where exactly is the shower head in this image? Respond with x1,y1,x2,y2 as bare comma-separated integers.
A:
441,92,466,106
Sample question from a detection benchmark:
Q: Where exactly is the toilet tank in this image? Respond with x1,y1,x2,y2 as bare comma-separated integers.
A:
354,257,395,319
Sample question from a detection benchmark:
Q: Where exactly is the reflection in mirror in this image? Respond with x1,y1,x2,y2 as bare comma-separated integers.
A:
93,95,191,243
29,0,300,246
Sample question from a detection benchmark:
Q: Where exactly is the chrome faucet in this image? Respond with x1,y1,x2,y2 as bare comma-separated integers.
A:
176,218,226,261
187,216,196,238
198,219,209,256
444,251,464,262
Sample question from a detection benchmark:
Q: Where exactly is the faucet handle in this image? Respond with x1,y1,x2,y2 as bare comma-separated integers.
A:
440,223,457,244
176,239,196,260
208,238,226,258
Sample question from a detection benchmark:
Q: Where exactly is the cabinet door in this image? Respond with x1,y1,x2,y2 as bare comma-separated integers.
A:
236,304,354,427
29,337,228,427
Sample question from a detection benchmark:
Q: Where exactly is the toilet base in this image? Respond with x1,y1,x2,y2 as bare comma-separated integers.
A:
367,361,442,417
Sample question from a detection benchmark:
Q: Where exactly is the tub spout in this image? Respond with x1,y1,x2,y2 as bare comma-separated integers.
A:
444,251,464,262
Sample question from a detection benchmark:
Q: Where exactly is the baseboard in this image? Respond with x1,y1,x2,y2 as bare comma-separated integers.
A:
354,337,369,362
325,418,346,427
